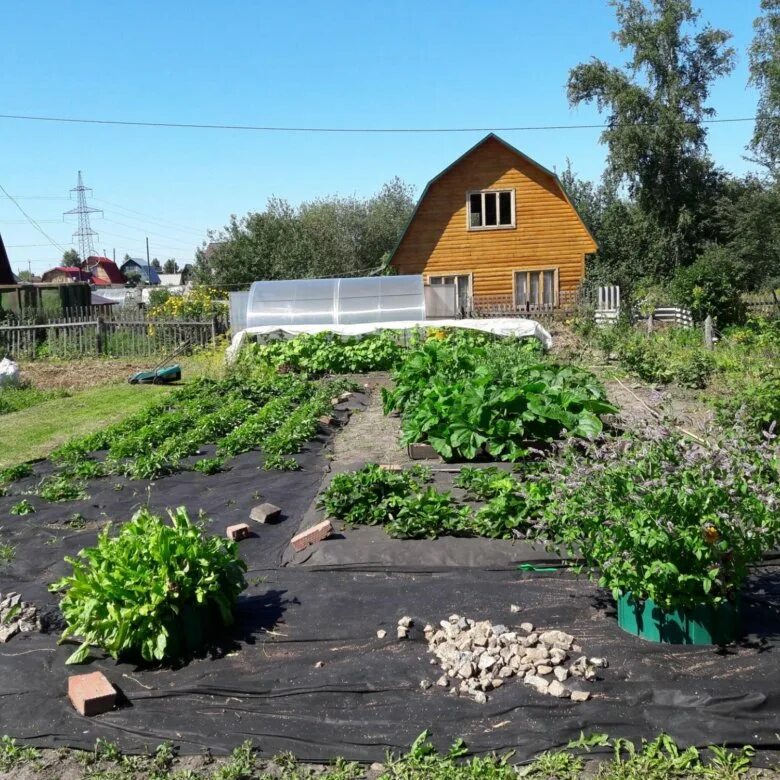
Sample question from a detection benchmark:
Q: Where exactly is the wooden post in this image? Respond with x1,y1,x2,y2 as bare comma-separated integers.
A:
646,313,653,335
95,317,104,355
704,315,714,350
211,315,218,347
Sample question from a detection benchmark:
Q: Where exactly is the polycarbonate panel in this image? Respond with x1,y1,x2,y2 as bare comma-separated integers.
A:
245,275,424,328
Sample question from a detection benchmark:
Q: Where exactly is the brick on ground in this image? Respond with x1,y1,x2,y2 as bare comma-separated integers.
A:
249,503,281,524
291,520,333,552
226,523,252,541
68,671,116,716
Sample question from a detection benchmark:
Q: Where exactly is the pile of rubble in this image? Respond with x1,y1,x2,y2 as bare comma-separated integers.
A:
0,591,41,643
396,614,605,704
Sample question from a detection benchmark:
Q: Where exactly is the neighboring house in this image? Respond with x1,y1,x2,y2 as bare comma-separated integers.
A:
119,258,161,285
85,256,125,286
390,133,597,312
0,231,15,285
40,266,92,284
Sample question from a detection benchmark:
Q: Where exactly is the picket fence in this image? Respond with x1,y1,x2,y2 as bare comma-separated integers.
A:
0,308,225,361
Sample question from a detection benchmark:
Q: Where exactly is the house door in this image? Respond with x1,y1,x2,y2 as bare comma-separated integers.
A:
429,274,472,316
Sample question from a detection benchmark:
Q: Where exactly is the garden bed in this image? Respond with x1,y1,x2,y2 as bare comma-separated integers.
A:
0,342,779,765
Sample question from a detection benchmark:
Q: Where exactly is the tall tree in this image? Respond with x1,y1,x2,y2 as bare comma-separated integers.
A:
163,258,180,274
567,0,734,272
749,0,780,176
62,248,81,266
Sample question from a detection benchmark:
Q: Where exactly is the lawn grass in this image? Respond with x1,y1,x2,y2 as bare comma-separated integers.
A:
0,383,173,468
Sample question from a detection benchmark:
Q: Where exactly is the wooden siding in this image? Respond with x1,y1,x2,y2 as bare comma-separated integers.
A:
391,136,596,298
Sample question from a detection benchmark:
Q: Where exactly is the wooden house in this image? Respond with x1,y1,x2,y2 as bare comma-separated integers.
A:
390,134,596,313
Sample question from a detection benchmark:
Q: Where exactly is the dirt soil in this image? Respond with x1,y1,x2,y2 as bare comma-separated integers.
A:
17,359,150,391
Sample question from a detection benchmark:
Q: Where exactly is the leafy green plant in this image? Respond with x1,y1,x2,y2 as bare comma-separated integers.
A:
37,475,87,502
0,735,40,771
50,507,248,664
318,464,431,526
383,336,616,461
540,428,780,610
0,540,14,567
0,463,33,483
385,487,472,539
10,499,34,516
192,457,225,475
716,368,780,432
245,331,403,374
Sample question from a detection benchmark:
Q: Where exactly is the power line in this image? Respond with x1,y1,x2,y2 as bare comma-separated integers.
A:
0,181,68,253
101,216,202,244
0,111,758,134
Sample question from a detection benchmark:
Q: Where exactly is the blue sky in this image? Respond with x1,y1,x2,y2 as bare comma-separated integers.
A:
0,1,763,274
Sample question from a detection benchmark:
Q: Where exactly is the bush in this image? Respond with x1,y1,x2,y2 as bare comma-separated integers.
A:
671,246,746,326
541,429,780,610
51,507,247,664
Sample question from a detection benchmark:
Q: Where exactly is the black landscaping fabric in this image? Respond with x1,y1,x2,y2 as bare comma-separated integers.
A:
1,405,780,764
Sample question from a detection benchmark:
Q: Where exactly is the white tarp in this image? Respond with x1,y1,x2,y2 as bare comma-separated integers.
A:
227,317,552,361
0,358,20,388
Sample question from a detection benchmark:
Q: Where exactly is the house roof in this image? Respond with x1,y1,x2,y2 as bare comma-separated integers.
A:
389,132,597,265
47,266,92,281
86,256,125,284
120,258,161,285
0,231,14,285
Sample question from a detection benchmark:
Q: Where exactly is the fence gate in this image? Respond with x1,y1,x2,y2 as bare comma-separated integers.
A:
595,285,620,324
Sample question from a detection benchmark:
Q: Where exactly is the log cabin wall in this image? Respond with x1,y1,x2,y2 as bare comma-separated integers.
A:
391,135,597,307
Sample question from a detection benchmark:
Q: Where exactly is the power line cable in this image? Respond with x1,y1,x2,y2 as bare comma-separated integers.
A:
0,112,757,134
101,216,202,245
93,198,205,234
0,182,68,253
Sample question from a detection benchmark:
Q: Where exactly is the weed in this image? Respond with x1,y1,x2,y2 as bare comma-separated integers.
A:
0,540,14,567
193,457,224,475
0,734,40,771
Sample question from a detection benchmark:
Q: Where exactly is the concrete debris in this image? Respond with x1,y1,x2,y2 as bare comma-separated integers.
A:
0,591,41,643
376,629,387,639
422,614,606,704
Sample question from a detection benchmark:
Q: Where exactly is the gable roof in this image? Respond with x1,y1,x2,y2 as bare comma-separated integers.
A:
86,256,125,284
0,232,15,285
389,133,597,265
120,258,161,285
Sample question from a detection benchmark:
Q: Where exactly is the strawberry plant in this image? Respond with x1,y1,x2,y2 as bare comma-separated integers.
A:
50,507,247,664
0,463,33,484
10,499,34,516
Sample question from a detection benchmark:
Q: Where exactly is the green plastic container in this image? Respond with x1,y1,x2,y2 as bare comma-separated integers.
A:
616,592,740,645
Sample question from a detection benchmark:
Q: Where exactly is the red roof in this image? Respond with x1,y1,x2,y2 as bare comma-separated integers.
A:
90,276,111,286
86,256,125,284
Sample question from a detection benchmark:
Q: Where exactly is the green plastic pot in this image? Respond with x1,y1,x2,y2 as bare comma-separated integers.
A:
616,592,740,645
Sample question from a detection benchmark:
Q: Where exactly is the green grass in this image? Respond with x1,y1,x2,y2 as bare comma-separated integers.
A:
0,383,172,469
0,385,69,415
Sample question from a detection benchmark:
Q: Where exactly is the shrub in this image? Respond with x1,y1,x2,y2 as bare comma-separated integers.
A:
716,369,780,432
540,428,780,610
671,246,746,326
50,507,247,664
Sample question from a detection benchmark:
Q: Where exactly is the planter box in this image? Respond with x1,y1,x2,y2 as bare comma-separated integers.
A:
617,592,740,645
407,442,440,460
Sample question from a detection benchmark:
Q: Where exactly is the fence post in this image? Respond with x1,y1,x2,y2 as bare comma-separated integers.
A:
211,315,218,346
646,313,653,335
704,315,714,350
95,317,105,355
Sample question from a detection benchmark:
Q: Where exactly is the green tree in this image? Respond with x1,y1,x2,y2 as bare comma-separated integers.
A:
62,248,80,266
749,0,780,176
567,0,735,272
162,258,180,274
151,258,162,272
194,179,415,286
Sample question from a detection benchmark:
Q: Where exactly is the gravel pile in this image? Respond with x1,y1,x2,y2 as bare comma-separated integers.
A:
0,591,41,643
397,614,605,704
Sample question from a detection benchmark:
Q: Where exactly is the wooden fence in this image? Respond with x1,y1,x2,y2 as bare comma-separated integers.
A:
468,290,582,321
0,312,223,361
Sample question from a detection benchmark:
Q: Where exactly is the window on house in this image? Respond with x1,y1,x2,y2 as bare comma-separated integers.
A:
467,190,514,229
429,274,472,313
514,269,557,307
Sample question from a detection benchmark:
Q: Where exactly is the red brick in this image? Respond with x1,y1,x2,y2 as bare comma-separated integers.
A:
378,464,402,472
226,523,251,541
68,671,116,716
291,520,333,552
318,415,335,426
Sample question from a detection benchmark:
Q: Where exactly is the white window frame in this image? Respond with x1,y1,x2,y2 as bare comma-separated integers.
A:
512,267,559,308
427,272,473,313
466,189,516,231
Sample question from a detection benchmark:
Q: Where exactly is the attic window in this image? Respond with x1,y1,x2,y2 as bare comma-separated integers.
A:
467,190,515,230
